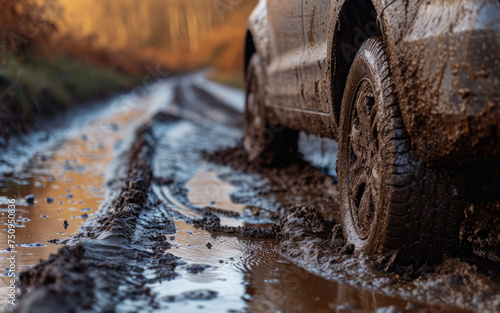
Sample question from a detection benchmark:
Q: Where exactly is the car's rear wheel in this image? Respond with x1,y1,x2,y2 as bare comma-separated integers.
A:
338,37,465,264
244,54,298,166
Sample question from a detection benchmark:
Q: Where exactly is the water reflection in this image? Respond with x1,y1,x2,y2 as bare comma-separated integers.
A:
148,170,468,313
0,82,173,309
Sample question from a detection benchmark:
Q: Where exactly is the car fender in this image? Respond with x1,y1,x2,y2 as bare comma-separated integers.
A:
380,0,500,164
246,0,271,72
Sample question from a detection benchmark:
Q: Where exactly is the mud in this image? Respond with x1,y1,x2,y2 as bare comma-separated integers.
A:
462,217,500,263
9,74,500,313
14,124,181,313
381,0,500,165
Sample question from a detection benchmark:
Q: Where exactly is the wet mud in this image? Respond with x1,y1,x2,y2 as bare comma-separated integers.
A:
8,74,500,313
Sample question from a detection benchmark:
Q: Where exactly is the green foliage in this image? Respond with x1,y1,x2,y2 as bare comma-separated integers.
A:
0,51,137,132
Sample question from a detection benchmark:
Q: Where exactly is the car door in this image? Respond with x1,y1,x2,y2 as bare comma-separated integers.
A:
300,0,333,114
266,0,305,110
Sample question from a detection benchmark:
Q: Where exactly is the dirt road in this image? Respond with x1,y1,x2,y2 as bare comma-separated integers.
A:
3,73,500,313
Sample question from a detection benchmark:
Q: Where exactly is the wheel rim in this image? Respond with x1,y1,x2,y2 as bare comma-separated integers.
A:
346,79,380,240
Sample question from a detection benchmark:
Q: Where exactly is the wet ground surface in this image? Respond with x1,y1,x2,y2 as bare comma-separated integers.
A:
0,82,174,309
1,73,500,313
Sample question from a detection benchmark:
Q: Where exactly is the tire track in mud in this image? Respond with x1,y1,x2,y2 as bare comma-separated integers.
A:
11,75,500,313
14,124,181,313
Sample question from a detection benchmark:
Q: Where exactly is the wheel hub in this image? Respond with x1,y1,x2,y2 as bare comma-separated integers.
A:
346,79,380,240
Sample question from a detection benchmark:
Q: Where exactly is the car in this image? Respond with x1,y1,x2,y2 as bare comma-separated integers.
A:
243,0,500,263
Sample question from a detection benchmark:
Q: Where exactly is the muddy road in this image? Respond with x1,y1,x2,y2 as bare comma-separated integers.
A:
2,73,500,313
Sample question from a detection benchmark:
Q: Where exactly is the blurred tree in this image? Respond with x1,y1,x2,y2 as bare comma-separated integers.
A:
56,0,248,53
0,0,57,55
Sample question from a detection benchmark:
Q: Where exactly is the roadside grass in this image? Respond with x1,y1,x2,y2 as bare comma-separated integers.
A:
0,51,138,132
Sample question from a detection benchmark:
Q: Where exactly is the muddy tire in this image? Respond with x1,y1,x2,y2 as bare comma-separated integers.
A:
338,37,465,264
244,54,298,166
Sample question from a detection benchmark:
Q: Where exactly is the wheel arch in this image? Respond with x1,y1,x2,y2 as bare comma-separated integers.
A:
244,0,270,78
330,0,382,126
244,30,257,77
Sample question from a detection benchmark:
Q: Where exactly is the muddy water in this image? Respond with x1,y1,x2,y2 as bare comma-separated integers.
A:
147,169,466,313
0,82,173,309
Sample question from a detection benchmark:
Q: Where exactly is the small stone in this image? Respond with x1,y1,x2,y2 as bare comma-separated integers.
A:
183,290,218,300
25,194,35,204
206,242,212,249
47,197,55,204
63,220,69,229
340,243,354,255
170,236,175,240
81,214,89,219
41,215,48,219
185,264,213,274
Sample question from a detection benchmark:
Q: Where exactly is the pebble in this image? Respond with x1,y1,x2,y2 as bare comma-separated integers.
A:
81,214,89,219
63,220,69,229
185,264,213,274
47,197,55,204
25,194,35,204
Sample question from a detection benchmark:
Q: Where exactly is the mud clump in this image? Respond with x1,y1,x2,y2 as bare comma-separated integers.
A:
161,290,218,302
192,217,277,239
185,264,213,274
202,206,241,218
462,216,500,263
277,205,345,260
17,245,93,313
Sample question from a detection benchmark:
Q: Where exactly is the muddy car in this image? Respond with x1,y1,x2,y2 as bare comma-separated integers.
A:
243,0,500,263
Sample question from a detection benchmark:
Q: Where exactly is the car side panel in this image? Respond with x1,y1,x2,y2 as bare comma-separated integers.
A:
265,0,305,110
266,0,340,139
300,0,333,114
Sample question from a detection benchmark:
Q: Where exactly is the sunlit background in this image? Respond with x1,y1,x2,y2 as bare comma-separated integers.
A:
1,0,257,134
1,4,257,307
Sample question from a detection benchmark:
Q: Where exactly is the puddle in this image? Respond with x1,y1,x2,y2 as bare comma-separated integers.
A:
0,82,173,309
150,169,468,313
187,170,247,214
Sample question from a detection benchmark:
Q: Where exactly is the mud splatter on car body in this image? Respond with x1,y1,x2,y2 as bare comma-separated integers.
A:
246,0,500,165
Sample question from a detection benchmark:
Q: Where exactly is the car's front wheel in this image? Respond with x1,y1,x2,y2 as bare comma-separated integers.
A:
338,37,465,264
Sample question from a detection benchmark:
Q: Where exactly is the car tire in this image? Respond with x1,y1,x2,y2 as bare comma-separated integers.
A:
338,37,465,264
244,54,298,166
